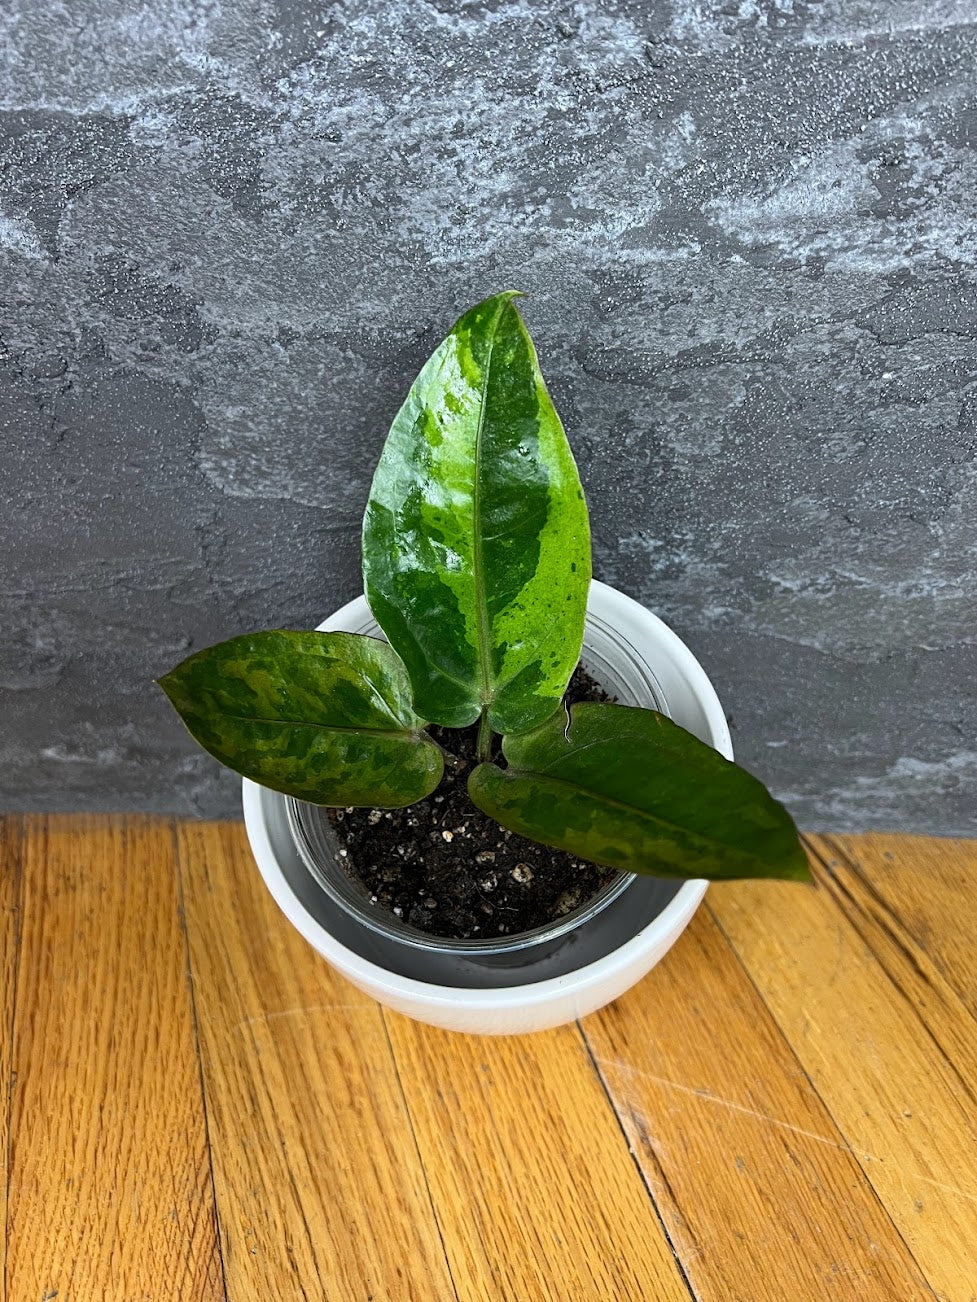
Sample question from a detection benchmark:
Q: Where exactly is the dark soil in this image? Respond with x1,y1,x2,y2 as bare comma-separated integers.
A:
328,666,617,940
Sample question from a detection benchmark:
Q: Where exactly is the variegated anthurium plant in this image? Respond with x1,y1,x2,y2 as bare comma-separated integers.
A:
160,292,810,885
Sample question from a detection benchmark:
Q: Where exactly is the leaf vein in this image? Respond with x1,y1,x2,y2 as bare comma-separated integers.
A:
199,710,418,740
500,767,758,859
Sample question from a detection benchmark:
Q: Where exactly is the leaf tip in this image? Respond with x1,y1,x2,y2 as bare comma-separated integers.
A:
782,847,814,883
494,288,528,313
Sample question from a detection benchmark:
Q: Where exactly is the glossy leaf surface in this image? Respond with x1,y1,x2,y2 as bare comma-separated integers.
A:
362,290,591,734
158,631,443,807
469,703,810,881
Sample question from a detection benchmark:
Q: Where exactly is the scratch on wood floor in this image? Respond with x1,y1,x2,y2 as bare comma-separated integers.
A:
913,1174,977,1207
597,1061,977,1207
596,1060,848,1150
234,1003,371,1033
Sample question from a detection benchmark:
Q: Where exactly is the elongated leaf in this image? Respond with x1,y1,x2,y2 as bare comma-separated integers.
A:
158,631,443,807
363,290,591,734
468,703,810,881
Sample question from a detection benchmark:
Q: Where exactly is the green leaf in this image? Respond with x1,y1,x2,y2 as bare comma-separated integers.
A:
158,631,443,807
468,703,810,882
362,290,591,735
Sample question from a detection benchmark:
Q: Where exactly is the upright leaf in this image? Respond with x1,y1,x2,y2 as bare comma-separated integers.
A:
158,631,443,807
469,703,810,882
362,291,591,734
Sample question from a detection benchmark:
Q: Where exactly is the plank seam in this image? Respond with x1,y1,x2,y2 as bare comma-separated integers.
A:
821,832,977,1028
575,1021,700,1302
707,850,942,1302
171,820,231,1302
278,1163,320,1301
378,1008,461,1302
2,817,27,1302
812,834,977,1114
2,816,25,1302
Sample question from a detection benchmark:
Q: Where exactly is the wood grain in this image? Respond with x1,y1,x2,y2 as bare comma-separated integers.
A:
582,905,931,1301
175,820,456,1302
5,816,224,1301
0,818,23,1302
709,835,977,1302
383,1012,693,1302
5,820,977,1302
825,833,977,1018
812,835,977,1107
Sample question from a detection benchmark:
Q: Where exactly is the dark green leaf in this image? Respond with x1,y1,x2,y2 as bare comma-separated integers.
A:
158,631,443,807
468,703,810,882
362,290,591,734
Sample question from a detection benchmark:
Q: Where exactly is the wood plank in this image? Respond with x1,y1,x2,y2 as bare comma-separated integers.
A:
6,816,224,1301
811,836,977,1100
582,905,931,1301
383,1013,693,1302
709,835,977,1302
0,818,23,1302
176,821,456,1302
825,833,977,1017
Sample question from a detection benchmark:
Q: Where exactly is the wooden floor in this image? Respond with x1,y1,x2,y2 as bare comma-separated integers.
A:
2,819,976,1300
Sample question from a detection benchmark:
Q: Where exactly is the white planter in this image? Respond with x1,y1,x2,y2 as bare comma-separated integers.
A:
243,580,732,1036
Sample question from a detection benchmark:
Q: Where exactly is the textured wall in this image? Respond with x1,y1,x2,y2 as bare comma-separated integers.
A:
2,1,975,831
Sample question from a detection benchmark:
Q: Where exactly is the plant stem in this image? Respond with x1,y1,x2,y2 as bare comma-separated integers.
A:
476,707,493,762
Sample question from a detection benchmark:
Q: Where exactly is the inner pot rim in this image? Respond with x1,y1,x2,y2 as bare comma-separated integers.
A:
283,607,671,959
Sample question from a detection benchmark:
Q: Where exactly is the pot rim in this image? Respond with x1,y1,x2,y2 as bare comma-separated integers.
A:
242,579,730,1010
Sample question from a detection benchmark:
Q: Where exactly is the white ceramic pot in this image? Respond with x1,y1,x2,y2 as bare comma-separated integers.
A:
242,580,732,1036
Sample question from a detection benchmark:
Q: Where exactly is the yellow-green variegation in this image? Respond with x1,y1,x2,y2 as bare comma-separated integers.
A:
362,291,591,735
158,631,443,807
468,703,810,882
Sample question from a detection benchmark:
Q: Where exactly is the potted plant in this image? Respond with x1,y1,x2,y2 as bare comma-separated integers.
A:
160,291,808,1035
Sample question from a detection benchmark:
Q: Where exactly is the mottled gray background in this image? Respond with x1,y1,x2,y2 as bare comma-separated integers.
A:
2,1,975,831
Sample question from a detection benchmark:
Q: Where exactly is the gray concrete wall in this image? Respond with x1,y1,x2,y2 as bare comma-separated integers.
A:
2,1,975,831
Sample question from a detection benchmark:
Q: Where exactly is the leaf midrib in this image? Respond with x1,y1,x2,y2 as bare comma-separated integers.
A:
499,764,764,861
471,302,505,711
194,708,424,741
